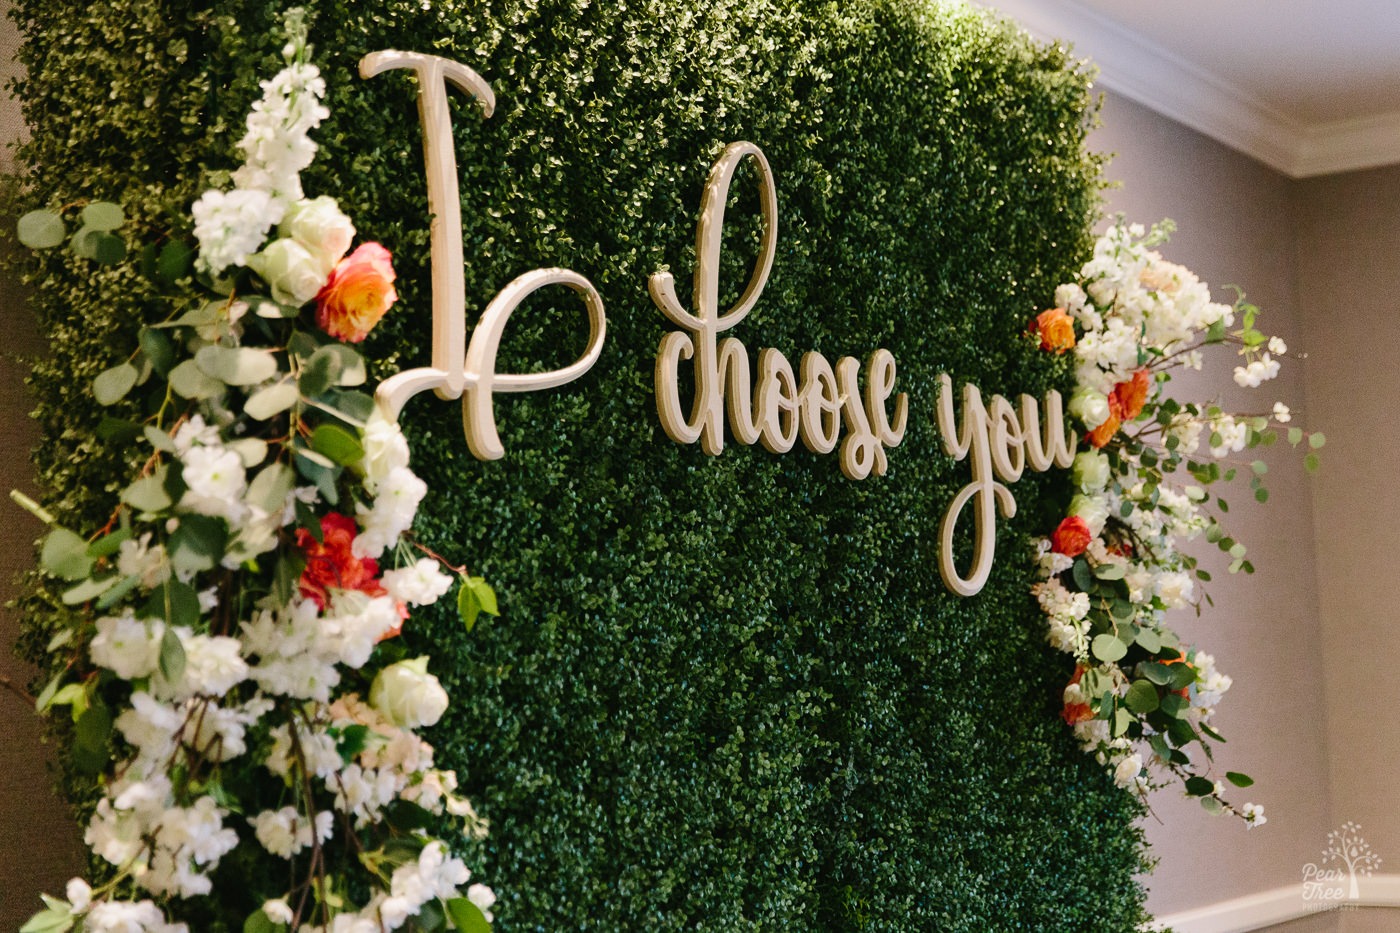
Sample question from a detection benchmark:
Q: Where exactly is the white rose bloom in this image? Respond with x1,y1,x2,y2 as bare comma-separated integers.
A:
90,612,164,680
281,195,355,274
247,236,328,307
1068,386,1111,430
1113,753,1144,788
361,410,412,491
1068,493,1110,538
383,559,455,607
371,657,450,729
1071,450,1112,493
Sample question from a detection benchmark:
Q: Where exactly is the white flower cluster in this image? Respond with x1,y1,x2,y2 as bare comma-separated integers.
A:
57,409,492,928
1058,222,1234,403
192,17,332,277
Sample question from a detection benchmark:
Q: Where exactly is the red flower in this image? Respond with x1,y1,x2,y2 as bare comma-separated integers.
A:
296,513,385,609
1061,665,1094,724
1031,307,1076,353
1050,515,1092,557
315,242,398,343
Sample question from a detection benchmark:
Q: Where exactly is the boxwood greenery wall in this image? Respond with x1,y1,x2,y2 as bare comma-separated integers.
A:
14,0,1153,928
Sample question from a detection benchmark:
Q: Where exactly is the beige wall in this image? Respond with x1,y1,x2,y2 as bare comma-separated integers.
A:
1293,165,1400,933
1092,91,1341,919
0,4,85,930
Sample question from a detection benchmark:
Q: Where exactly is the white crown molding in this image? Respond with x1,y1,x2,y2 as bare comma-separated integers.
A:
971,0,1400,179
1145,873,1400,933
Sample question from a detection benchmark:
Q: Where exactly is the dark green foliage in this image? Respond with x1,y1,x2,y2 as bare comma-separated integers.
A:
13,0,1152,928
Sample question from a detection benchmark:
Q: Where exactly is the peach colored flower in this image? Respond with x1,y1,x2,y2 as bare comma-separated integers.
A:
315,242,398,343
1031,307,1076,353
1112,369,1150,421
1050,515,1093,557
1085,411,1121,448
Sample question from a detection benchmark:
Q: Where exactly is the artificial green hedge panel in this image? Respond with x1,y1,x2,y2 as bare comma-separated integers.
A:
14,0,1152,928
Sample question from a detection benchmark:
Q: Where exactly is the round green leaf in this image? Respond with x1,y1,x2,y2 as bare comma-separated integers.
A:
245,381,299,420
80,201,125,231
1124,680,1160,714
16,209,65,249
169,358,225,400
195,345,279,385
1091,634,1128,664
92,362,138,405
92,232,126,264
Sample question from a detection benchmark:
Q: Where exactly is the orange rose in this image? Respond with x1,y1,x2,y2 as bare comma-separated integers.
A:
1085,410,1121,448
1031,307,1076,353
315,242,398,343
296,512,385,609
1050,515,1092,557
1112,369,1150,421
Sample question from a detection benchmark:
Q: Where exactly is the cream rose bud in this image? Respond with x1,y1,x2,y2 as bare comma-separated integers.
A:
1068,493,1110,537
1071,450,1111,492
248,237,328,307
1113,753,1143,788
282,196,355,274
370,657,449,728
1068,386,1111,430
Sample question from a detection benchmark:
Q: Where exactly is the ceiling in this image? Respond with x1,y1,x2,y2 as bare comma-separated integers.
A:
972,0,1400,177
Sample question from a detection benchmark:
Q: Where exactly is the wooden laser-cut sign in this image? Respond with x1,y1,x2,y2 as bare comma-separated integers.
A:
360,51,607,461
360,51,1078,597
650,142,910,482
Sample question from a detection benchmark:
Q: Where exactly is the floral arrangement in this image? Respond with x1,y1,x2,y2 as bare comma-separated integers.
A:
1029,220,1322,825
16,11,500,932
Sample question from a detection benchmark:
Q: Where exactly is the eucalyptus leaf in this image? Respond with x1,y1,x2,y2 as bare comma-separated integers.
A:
92,232,126,264
1124,680,1159,714
139,327,176,375
40,527,93,581
228,437,269,468
169,358,225,400
143,425,176,453
159,626,187,684
1093,562,1126,581
1225,771,1254,788
96,574,142,610
247,463,296,513
1091,633,1128,663
92,362,139,405
61,575,118,605
69,225,100,259
85,526,132,559
196,345,279,385
156,240,195,284
80,201,125,231
16,209,66,249
121,471,173,514
245,381,300,420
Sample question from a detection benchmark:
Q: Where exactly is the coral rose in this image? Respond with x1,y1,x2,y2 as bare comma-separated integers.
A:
315,242,398,343
1085,410,1121,448
1050,515,1093,557
1031,307,1076,353
1112,369,1151,421
296,512,385,609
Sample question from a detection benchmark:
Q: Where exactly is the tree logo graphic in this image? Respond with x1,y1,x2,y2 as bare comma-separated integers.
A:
1303,822,1382,907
